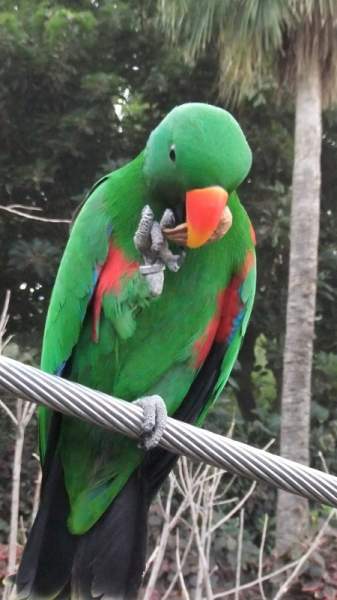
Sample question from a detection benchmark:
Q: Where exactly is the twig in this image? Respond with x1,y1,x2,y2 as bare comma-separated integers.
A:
22,402,35,426
235,508,244,600
212,559,300,598
30,457,42,528
4,204,42,211
143,475,176,600
272,509,337,600
214,474,237,501
213,497,239,507
7,400,25,575
0,290,11,344
318,451,329,474
209,480,256,535
206,469,223,569
0,399,18,426
0,204,71,224
184,461,213,600
162,519,194,600
176,528,189,600
258,515,269,600
19,515,27,546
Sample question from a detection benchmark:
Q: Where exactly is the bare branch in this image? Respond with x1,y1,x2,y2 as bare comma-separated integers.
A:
235,508,245,600
31,464,42,528
4,204,42,211
143,475,176,600
7,401,26,576
175,528,189,600
0,290,11,338
16,398,23,423
0,399,17,425
318,450,329,474
144,544,160,577
273,509,337,600
258,515,269,600
0,204,71,224
183,460,212,600
0,290,11,357
162,520,194,600
209,480,257,535
212,559,300,598
22,401,35,427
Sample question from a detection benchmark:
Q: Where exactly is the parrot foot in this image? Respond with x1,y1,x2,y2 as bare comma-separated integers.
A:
135,394,167,451
134,206,185,297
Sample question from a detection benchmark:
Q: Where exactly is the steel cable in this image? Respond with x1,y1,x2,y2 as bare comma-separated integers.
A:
0,355,336,507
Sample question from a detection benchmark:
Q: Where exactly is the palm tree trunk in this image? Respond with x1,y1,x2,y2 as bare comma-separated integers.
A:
276,49,322,556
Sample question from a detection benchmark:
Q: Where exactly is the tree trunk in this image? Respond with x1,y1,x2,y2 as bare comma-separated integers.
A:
276,50,322,556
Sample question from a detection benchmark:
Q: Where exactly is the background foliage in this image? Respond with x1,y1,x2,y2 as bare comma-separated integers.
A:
1,0,337,595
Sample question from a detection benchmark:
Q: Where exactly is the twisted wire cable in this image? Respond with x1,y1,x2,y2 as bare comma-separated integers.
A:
0,355,337,507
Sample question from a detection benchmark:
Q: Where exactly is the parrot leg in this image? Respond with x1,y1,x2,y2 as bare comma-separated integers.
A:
135,394,167,450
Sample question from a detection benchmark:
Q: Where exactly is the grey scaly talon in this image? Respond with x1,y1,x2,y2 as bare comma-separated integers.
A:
159,245,184,272
133,205,154,255
134,205,185,296
150,221,165,253
135,394,167,451
160,209,176,229
134,206,164,296
152,215,184,272
159,209,186,271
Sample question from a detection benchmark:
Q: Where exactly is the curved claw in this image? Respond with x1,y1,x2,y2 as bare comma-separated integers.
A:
160,208,176,229
135,394,167,451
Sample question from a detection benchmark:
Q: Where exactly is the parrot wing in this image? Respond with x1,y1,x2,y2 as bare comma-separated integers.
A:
38,171,148,460
143,245,256,498
199,247,256,421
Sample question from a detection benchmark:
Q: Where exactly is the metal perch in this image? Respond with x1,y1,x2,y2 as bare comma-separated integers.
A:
1,355,337,507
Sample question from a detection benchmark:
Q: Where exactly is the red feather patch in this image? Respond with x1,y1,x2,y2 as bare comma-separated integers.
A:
193,249,255,367
92,243,138,342
215,279,242,344
194,312,221,369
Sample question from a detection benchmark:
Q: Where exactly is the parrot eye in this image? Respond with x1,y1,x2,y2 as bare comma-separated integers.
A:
169,145,176,162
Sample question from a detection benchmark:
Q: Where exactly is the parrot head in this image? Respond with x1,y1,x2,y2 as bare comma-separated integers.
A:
144,103,252,248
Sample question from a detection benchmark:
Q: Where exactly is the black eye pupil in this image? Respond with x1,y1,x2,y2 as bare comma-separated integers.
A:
169,147,176,162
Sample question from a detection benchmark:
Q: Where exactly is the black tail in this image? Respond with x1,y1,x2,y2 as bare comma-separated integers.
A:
16,463,150,600
16,413,150,600
15,413,78,599
72,472,149,600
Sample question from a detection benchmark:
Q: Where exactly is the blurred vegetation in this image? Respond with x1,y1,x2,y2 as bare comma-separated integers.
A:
0,0,337,594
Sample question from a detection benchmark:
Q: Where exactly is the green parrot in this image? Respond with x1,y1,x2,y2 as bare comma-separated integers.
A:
16,103,256,600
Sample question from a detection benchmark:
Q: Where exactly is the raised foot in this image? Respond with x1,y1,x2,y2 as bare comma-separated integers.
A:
133,206,185,296
135,394,167,451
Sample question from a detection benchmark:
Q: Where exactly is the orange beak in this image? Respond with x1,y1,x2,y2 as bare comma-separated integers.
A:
186,186,229,248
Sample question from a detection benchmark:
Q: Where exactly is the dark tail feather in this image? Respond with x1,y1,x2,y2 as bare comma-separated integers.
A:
72,470,150,600
15,413,77,600
15,456,77,599
15,457,150,600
